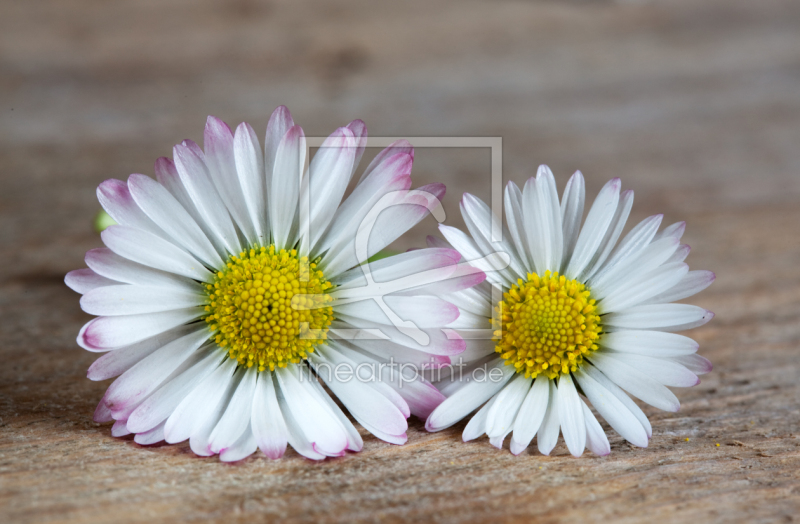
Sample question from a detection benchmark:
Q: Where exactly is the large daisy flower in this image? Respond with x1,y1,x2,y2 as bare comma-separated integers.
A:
65,106,477,461
425,166,715,457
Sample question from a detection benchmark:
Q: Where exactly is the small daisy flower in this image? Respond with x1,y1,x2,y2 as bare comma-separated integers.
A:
65,106,476,461
425,166,715,457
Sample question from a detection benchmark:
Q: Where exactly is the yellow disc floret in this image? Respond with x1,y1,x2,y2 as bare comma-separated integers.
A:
203,245,334,372
492,271,602,379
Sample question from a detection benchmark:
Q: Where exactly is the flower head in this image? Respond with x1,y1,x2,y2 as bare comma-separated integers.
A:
425,166,714,457
66,107,479,461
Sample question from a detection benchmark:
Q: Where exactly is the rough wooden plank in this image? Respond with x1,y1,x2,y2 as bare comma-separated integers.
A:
1,0,800,522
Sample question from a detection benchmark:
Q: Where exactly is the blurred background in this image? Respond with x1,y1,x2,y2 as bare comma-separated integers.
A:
2,1,799,522
3,0,800,259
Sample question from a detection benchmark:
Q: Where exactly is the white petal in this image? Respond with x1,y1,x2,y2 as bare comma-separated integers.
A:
278,390,326,461
155,156,228,257
234,122,268,245
438,224,513,288
322,183,446,277
78,307,204,350
80,284,204,316
356,423,407,446
590,237,680,298
426,360,514,432
332,247,459,289
346,119,368,171
127,174,224,269
101,225,213,282
531,166,563,273
94,398,114,422
582,402,611,456
219,423,258,462
557,374,586,457
112,420,131,437
565,178,621,280
65,269,118,295
317,149,412,256
275,366,349,456
188,366,244,456
461,193,525,278
489,431,513,450
560,171,586,274
440,285,492,318
521,176,546,275
591,214,662,281
447,308,490,329
303,369,364,451
306,127,357,249
330,315,465,356
127,349,222,433
96,179,164,239
332,249,485,302
164,356,237,444
312,346,408,436
574,366,649,447
607,353,699,387
109,347,215,424
341,335,451,372
462,395,497,442
390,266,486,298
393,379,446,421
588,352,681,412
173,141,242,255
654,221,686,241
510,376,549,454
485,373,531,439
333,295,459,328
270,125,305,250
582,189,633,280
264,106,295,182
134,421,166,446
603,304,714,332
85,248,201,293
504,181,533,273
599,330,699,357
581,363,652,438
209,366,258,454
87,324,195,381
316,342,409,419
598,262,689,313
643,270,716,305
537,384,561,456
666,244,691,264
204,116,258,246
103,327,210,416
251,371,289,459
670,354,713,375
358,139,413,185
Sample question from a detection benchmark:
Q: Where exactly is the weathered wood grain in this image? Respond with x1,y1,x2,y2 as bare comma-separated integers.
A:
1,0,799,522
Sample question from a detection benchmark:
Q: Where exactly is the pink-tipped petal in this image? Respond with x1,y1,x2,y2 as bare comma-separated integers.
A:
346,119,368,168
269,125,306,250
111,419,131,437
94,397,114,423
264,105,295,173
65,269,118,295
79,307,204,350
96,179,161,238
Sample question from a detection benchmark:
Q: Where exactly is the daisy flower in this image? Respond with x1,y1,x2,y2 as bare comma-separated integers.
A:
65,106,477,461
425,166,715,457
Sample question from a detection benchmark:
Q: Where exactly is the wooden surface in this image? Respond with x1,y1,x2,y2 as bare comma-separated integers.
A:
2,0,800,522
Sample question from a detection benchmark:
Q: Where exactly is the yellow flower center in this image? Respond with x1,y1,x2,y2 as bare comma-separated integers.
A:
493,271,602,379
203,245,334,372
